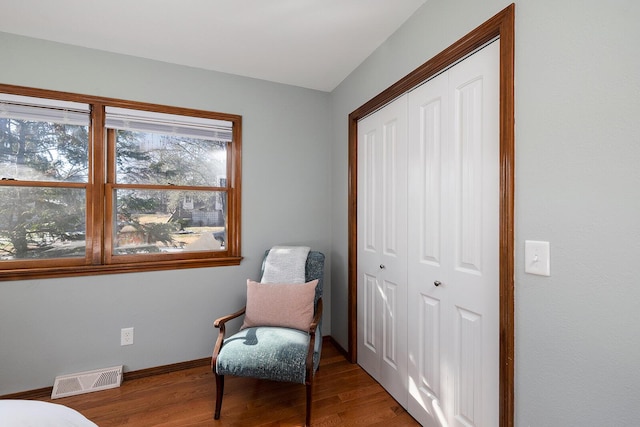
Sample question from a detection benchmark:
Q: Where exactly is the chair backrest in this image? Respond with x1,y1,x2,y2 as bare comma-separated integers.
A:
261,250,325,304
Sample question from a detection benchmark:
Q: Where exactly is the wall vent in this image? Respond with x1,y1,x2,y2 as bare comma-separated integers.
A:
51,365,123,399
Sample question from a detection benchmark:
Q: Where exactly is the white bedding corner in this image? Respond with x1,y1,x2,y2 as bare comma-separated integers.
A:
0,400,98,426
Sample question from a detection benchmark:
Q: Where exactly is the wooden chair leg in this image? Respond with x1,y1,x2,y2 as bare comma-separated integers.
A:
305,381,312,427
214,373,224,420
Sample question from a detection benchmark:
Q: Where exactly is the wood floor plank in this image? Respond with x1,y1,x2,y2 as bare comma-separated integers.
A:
31,340,419,426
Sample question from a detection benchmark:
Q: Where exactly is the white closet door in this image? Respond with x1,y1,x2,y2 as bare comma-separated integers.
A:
407,40,500,427
357,95,409,406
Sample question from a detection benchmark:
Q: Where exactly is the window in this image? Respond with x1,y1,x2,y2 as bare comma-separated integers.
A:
0,85,242,280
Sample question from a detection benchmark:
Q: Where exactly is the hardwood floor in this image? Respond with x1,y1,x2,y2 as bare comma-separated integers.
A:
37,340,420,426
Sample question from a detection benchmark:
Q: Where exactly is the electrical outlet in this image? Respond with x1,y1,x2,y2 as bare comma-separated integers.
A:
121,327,134,346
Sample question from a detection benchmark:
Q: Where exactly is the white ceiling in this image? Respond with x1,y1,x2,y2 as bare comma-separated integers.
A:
0,0,427,92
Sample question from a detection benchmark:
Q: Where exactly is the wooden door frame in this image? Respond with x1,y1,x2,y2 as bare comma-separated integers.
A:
347,4,515,426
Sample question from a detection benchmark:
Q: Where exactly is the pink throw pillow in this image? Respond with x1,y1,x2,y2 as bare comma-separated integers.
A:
242,279,318,332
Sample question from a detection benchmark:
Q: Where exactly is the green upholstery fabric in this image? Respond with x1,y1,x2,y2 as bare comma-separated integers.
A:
216,326,320,384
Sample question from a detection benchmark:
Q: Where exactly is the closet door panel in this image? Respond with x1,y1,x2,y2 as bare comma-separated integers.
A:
407,41,500,427
417,294,442,397
453,76,485,274
362,273,378,354
357,95,408,406
363,129,378,253
418,94,443,266
447,41,500,427
358,117,381,377
407,71,450,426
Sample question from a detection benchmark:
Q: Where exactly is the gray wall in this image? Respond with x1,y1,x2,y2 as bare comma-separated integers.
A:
330,0,640,425
0,32,333,395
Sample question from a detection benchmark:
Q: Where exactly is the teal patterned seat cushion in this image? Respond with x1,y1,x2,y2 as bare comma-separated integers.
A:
216,326,320,384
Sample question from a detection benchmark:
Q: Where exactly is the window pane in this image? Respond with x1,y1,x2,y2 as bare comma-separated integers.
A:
115,131,227,187
0,118,89,182
0,187,86,260
113,189,227,255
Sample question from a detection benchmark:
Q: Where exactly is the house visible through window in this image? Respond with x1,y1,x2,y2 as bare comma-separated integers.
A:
0,86,242,280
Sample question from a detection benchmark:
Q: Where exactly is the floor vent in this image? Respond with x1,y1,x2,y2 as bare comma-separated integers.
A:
51,365,123,399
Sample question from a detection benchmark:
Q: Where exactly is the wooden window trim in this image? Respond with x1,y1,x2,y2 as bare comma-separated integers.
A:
0,84,242,281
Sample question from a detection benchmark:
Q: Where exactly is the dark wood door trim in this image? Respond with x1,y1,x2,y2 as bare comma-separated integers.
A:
347,4,515,426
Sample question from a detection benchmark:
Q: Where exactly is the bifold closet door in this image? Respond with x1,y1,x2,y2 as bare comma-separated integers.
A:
356,94,409,407
406,40,500,427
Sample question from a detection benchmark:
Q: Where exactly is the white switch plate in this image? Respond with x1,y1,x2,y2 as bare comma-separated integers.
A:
524,240,550,276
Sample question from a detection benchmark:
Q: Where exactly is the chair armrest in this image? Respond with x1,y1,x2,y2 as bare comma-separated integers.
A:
309,298,323,334
212,306,246,370
305,298,323,380
214,306,246,328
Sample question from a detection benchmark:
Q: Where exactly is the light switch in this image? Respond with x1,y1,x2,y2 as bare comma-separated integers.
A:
524,240,550,276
